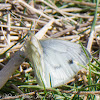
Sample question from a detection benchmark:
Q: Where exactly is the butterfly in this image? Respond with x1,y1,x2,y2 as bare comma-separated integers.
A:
25,35,91,88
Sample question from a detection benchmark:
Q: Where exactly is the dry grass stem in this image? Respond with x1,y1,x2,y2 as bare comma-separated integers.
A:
15,0,52,20
62,0,100,7
35,19,54,39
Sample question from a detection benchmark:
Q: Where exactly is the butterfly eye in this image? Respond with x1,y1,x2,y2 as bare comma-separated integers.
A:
68,59,73,64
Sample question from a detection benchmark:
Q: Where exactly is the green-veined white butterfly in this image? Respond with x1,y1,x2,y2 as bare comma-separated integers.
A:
25,35,91,88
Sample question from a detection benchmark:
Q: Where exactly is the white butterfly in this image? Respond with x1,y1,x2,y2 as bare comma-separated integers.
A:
25,36,91,88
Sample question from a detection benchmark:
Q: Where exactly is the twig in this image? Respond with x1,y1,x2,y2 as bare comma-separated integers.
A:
7,13,11,44
0,36,19,41
42,8,82,13
62,0,100,7
62,90,100,95
87,30,95,52
63,12,94,19
11,84,23,94
0,42,21,55
87,0,98,52
15,0,51,20
14,0,62,26
0,24,37,31
12,11,47,24
0,3,11,10
38,0,66,17
50,26,75,37
58,35,81,40
1,90,100,100
0,50,25,89
35,19,54,39
11,84,31,100
37,0,77,24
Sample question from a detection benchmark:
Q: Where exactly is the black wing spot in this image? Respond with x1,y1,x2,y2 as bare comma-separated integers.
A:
68,59,73,64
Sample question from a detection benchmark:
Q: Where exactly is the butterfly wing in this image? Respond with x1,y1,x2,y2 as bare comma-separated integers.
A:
25,36,91,88
40,39,91,87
